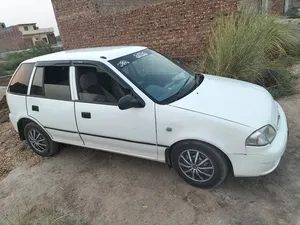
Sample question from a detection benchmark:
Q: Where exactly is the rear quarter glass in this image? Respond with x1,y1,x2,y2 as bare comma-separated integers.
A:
8,63,35,95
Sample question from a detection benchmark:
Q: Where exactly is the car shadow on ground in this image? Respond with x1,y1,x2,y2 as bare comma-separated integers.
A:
53,144,300,224
57,143,297,199
1,138,299,225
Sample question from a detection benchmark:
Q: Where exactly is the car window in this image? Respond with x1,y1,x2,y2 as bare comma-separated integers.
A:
30,66,71,101
130,54,177,77
30,67,44,96
75,66,128,104
109,49,196,103
8,63,35,94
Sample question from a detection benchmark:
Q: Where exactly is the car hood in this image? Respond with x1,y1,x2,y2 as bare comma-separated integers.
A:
170,75,278,128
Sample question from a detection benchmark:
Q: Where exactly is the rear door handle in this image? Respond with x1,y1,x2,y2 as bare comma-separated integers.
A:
32,105,39,112
81,112,91,119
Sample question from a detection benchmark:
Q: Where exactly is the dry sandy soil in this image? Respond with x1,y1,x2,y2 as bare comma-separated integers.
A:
0,86,6,100
0,94,300,224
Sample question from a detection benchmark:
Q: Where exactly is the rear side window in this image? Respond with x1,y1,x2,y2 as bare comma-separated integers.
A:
30,66,71,101
8,63,35,94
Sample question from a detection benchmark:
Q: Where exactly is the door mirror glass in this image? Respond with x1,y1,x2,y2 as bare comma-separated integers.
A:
118,94,143,110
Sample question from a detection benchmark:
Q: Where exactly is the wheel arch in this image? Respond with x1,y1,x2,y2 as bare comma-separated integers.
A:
165,139,233,172
17,117,52,140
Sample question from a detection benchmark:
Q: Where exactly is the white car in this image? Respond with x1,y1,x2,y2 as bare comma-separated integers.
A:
6,46,288,188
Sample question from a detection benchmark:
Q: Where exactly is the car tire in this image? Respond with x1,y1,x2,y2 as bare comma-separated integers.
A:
171,141,228,188
24,122,59,157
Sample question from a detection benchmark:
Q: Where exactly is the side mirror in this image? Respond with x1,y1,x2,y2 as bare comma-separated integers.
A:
118,94,144,110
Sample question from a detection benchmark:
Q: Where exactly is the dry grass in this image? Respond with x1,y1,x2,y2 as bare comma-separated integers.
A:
200,10,295,81
195,9,298,98
0,206,86,225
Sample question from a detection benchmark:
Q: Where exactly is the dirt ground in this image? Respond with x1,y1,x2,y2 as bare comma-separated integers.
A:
0,95,300,225
0,86,6,100
0,96,43,181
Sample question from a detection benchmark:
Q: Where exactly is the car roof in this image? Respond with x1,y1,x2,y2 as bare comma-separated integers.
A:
23,46,147,63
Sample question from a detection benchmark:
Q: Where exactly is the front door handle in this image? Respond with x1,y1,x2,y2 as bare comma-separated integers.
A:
81,112,91,119
32,105,39,112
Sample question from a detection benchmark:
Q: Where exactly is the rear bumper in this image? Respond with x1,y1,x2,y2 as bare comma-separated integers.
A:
229,103,288,177
9,113,18,132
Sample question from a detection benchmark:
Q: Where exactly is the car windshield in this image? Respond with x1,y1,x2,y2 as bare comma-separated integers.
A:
109,49,198,103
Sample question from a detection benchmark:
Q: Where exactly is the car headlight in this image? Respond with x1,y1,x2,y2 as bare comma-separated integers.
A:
246,125,277,146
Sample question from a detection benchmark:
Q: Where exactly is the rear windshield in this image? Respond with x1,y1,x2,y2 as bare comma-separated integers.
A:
8,63,35,95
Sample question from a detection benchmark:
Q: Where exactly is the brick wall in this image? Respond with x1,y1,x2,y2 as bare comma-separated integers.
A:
93,0,176,16
24,38,34,48
0,26,29,51
47,33,57,45
290,0,300,7
271,0,285,14
239,0,262,11
52,0,238,58
239,0,285,15
51,0,174,20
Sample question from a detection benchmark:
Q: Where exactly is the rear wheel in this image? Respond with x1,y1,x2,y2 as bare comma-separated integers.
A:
24,122,59,157
171,141,228,188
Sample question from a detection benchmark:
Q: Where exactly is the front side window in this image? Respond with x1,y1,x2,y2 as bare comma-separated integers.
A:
8,63,35,94
24,26,29,31
30,66,71,101
75,66,128,104
109,49,200,104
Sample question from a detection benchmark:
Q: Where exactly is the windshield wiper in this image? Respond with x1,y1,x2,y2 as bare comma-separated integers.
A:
176,76,194,100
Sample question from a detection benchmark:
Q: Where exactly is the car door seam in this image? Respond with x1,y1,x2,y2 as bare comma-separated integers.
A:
73,102,85,145
41,126,169,147
154,103,159,159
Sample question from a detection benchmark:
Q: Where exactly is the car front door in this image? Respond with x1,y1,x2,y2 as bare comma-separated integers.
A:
27,63,83,146
73,63,159,160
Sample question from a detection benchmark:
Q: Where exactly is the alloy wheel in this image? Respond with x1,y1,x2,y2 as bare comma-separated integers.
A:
28,129,47,153
178,149,215,182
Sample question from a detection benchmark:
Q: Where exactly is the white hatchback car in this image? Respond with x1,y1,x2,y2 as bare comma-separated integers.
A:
6,46,288,188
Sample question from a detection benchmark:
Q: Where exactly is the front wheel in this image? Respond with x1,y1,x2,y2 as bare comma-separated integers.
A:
171,141,229,188
24,122,59,157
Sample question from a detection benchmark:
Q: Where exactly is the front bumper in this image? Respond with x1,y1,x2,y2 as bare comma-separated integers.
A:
229,103,288,177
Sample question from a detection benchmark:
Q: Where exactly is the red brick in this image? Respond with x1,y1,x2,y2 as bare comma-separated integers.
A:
52,0,284,58
0,26,32,51
271,0,285,14
52,0,238,58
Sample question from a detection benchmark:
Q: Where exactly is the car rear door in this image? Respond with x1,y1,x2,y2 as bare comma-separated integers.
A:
26,62,83,146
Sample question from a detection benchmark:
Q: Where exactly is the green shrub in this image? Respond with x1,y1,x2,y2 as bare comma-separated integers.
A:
262,61,295,98
286,7,300,18
1,44,63,74
4,43,62,62
56,35,61,42
198,9,297,98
